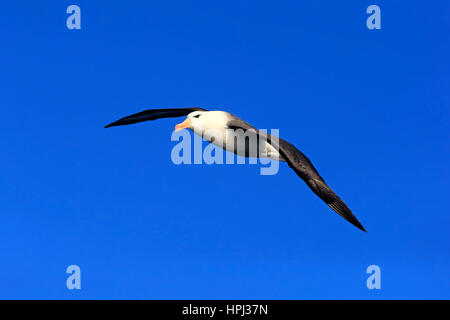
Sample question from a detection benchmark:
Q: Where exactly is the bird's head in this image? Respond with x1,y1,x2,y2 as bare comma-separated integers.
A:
175,111,230,138
174,110,214,133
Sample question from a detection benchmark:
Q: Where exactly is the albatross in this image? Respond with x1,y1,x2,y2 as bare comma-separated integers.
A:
105,107,366,232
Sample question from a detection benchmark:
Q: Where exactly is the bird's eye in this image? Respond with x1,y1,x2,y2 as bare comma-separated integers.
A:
193,114,201,118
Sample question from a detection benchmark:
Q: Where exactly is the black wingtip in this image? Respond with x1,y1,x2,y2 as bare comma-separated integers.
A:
328,201,367,232
103,107,209,130
104,120,122,128
351,218,367,232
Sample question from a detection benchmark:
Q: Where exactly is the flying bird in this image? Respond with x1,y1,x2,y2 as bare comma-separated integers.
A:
105,108,366,232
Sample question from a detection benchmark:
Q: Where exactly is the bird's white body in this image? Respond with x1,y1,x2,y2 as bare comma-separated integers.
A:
186,111,283,161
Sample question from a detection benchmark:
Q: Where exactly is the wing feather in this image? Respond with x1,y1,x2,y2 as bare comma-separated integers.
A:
227,118,366,232
105,107,207,128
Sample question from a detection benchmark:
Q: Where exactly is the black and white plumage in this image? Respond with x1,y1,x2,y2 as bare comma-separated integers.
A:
105,108,366,232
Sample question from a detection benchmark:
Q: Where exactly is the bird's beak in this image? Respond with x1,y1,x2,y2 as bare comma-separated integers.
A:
175,118,191,132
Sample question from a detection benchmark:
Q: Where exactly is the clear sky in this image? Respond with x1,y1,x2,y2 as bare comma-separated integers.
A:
0,1,448,299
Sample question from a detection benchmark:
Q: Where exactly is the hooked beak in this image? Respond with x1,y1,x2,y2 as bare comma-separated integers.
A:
175,118,191,132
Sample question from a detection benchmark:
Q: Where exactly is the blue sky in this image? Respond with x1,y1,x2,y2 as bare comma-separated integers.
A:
0,1,448,299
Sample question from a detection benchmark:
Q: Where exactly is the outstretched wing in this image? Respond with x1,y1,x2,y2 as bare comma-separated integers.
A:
227,118,366,232
105,107,208,128
275,138,366,232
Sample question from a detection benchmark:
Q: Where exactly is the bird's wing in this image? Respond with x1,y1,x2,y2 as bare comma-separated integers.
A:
227,118,366,232
104,107,208,128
